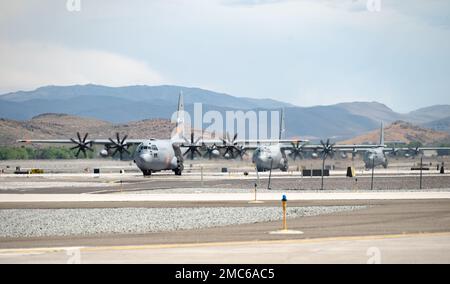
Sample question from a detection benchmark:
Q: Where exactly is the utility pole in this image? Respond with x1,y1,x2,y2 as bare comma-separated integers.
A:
371,157,375,190
321,154,326,190
420,154,423,190
268,158,273,190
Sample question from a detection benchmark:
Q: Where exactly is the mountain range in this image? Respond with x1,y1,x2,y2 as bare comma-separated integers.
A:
1,84,449,140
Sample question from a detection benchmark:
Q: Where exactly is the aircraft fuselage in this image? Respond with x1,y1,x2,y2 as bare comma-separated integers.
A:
363,147,388,169
134,140,183,175
252,144,288,172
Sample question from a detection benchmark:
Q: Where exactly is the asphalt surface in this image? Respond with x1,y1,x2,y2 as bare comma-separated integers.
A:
1,175,449,194
2,232,449,264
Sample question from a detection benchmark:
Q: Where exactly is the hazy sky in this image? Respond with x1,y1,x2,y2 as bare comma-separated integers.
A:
1,0,449,112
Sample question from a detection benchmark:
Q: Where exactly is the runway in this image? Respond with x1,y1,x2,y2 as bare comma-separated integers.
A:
1,191,450,203
1,232,449,264
1,174,449,194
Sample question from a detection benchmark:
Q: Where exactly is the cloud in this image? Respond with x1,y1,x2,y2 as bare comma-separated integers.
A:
0,1,449,112
222,0,289,6
0,41,166,93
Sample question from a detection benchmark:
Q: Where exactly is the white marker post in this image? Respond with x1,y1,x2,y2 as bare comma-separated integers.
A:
248,183,264,204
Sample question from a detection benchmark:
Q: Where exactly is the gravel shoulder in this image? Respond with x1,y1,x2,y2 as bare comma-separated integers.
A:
0,206,366,238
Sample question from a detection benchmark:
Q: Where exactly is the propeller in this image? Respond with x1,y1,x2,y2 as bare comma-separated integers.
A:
319,139,335,160
234,145,247,160
319,138,335,191
182,132,202,160
408,146,422,158
289,141,304,161
70,132,93,158
221,133,239,159
389,147,399,157
108,132,131,160
203,143,219,160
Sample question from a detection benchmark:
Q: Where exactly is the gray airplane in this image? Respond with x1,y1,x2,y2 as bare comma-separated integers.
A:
18,93,188,176
251,110,296,171
362,123,389,169
360,122,450,169
250,110,380,172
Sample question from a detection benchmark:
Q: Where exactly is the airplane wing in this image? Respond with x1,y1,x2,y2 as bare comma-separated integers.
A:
17,138,146,145
383,146,450,155
300,144,381,150
17,133,147,159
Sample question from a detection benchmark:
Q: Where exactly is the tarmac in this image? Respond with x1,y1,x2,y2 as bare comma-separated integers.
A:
2,232,450,264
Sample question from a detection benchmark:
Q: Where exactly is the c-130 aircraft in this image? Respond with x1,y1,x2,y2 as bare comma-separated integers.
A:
18,93,450,175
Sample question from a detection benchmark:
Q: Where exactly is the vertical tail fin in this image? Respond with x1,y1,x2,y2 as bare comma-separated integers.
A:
279,108,286,140
380,122,384,146
173,90,186,140
176,90,184,126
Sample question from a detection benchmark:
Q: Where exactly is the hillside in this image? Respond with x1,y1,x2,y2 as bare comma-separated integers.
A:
423,116,450,133
0,84,293,109
339,121,450,145
1,84,449,140
334,102,402,123
404,105,450,124
0,114,174,146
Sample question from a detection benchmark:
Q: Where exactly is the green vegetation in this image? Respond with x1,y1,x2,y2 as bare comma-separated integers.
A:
0,146,95,160
437,144,450,156
407,141,423,148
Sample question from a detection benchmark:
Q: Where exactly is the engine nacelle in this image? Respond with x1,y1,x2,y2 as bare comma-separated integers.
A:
100,149,109,157
211,149,220,157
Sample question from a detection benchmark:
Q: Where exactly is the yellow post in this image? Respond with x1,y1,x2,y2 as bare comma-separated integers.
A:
282,195,287,231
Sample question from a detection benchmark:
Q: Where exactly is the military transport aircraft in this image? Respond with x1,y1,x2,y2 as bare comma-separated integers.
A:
285,122,450,170
358,123,450,169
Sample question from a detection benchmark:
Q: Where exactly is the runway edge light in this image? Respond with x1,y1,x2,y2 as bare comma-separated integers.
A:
269,194,303,235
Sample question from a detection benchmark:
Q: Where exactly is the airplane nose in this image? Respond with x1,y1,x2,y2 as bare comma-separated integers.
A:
139,153,153,163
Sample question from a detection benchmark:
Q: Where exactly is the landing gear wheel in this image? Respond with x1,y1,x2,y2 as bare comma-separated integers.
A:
142,170,152,176
281,161,289,172
174,158,183,176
